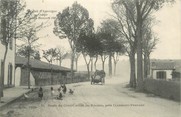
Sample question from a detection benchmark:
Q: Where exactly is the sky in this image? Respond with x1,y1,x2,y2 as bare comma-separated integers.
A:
22,0,181,62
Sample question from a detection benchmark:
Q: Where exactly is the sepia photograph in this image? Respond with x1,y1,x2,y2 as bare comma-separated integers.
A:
0,0,180,117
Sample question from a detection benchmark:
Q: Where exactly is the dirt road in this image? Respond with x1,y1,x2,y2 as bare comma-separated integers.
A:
0,78,180,117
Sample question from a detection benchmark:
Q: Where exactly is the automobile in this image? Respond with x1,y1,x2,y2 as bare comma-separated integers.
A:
91,70,106,85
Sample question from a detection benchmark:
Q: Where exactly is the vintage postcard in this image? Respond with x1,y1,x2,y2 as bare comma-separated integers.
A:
0,0,180,117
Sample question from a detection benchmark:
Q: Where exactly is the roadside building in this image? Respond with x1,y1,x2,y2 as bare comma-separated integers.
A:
150,60,181,80
15,56,71,86
0,33,15,88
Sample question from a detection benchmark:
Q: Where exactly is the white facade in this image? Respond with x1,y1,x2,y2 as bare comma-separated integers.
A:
0,39,15,87
15,67,35,86
15,67,21,86
152,70,173,80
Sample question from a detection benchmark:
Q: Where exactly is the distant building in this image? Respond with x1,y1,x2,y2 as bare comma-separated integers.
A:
150,60,181,80
0,35,15,88
15,56,71,86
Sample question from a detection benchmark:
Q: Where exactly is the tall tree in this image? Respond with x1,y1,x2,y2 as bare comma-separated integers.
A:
111,40,125,76
96,29,109,71
142,18,158,78
98,19,125,77
93,55,99,71
112,0,174,90
43,48,58,64
74,52,81,71
54,2,94,82
43,48,58,85
16,9,46,89
0,0,38,99
77,32,97,79
112,52,120,76
0,0,19,100
17,25,43,89
112,2,137,87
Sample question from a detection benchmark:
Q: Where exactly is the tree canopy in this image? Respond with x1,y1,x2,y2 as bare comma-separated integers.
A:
54,2,94,80
53,2,94,50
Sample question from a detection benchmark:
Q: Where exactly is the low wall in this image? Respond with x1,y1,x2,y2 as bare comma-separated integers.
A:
20,69,90,86
31,70,63,86
65,72,90,84
143,78,181,101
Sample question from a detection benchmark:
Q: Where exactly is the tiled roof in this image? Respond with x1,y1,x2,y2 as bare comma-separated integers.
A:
15,56,71,72
151,60,175,70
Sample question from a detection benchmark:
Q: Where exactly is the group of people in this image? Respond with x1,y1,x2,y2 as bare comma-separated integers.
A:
38,84,67,100
51,84,67,100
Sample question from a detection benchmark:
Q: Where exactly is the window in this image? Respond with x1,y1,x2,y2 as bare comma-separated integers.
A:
9,38,13,50
8,63,13,86
1,60,4,85
156,71,166,79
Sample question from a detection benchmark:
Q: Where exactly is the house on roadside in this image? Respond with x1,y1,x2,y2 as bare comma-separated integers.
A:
15,56,71,86
150,59,181,80
0,32,15,88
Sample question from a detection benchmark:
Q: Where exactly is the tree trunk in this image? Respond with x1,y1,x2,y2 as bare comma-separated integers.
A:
102,61,105,71
113,61,117,76
143,54,151,78
147,55,150,76
94,55,98,71
86,63,90,80
75,59,78,71
76,60,78,71
108,54,112,77
0,45,8,99
27,49,31,89
113,53,119,76
71,50,75,83
51,67,53,85
144,53,148,78
83,54,91,79
129,53,136,88
91,58,93,73
2,46,8,88
59,59,62,67
136,17,143,91
101,56,105,71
